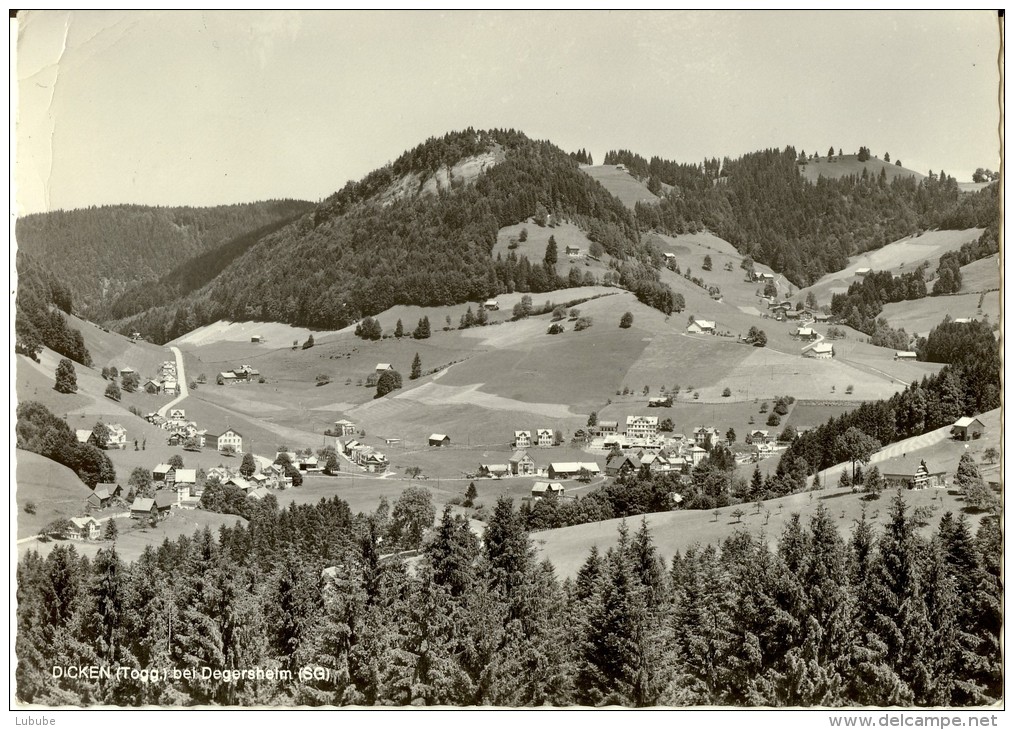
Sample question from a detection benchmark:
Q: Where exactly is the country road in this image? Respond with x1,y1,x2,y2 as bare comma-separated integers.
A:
156,346,189,417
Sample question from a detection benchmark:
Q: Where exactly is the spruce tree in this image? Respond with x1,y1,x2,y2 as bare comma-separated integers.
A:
410,353,421,380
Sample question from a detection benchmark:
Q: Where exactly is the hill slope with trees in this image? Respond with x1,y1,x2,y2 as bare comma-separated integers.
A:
606,148,998,288
15,200,314,315
107,129,677,343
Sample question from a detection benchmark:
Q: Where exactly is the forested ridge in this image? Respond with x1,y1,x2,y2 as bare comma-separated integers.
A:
606,149,999,288
109,129,675,343
16,492,1000,707
15,200,314,315
15,251,92,365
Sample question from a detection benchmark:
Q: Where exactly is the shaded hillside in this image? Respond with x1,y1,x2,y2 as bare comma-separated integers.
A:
608,148,998,288
111,129,676,343
15,251,91,365
101,212,309,324
15,199,314,314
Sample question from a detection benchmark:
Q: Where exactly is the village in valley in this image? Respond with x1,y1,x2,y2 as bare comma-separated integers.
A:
12,9,1002,710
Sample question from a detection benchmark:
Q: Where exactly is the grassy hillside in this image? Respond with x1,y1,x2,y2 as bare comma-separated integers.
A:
798,228,985,308
879,291,1000,337
580,164,660,209
957,254,1000,293
15,450,93,539
798,154,926,184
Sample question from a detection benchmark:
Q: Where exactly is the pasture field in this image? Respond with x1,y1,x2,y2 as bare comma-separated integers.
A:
534,484,986,579
880,291,1000,337
581,165,660,208
800,228,985,308
15,450,94,539
785,402,859,431
492,221,614,281
67,313,169,377
18,510,248,564
170,319,340,349
957,254,1000,293
798,155,925,185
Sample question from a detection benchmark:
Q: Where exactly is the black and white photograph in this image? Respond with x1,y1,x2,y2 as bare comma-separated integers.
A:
10,9,1004,715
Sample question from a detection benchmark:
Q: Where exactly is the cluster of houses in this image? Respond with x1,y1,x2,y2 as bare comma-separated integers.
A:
340,437,390,473
144,408,243,453
75,423,128,449
763,299,832,324
144,360,180,396
513,429,557,449
218,364,261,385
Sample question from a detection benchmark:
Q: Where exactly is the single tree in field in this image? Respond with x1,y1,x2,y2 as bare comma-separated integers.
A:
544,236,558,267
577,467,592,483
410,353,422,380
731,508,745,524
390,486,436,550
302,334,315,349
983,447,999,465
587,411,598,427
55,358,77,393
168,454,184,469
240,452,257,478
519,227,528,242
104,382,121,401
726,427,736,444
376,369,403,398
324,452,340,475
834,427,881,482
702,255,713,271
464,481,478,507
395,319,404,338
405,466,423,480
102,519,118,541
619,312,634,329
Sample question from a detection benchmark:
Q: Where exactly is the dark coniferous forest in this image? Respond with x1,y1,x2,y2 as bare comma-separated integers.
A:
608,148,998,288
15,493,1001,707
15,200,315,316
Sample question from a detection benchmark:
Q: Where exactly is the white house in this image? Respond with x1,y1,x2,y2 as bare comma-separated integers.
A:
376,363,393,373
687,318,716,334
67,517,101,541
106,423,128,449
804,342,834,359
509,450,536,476
514,430,532,448
536,428,554,447
626,415,659,440
217,429,243,453
483,299,500,311
895,351,918,360
334,419,357,436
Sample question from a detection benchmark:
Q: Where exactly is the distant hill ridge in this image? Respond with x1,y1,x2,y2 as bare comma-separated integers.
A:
107,128,676,343
15,199,315,315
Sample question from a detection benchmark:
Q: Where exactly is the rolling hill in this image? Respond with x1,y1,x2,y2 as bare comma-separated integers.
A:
798,154,926,184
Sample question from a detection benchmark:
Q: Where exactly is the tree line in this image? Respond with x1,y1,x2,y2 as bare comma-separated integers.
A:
15,252,92,365
15,488,1000,707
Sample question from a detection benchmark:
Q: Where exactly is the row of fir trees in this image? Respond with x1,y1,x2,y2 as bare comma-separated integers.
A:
16,489,1000,707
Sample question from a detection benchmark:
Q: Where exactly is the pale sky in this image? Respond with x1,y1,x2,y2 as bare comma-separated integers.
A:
14,10,1002,215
